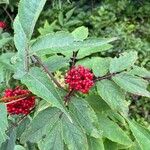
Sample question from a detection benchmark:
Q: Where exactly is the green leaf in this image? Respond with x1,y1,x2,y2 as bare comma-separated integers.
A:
38,120,64,150
0,53,14,71
85,94,111,114
23,107,87,150
35,100,51,115
0,53,14,83
0,104,8,146
20,107,61,143
43,55,69,72
113,73,150,97
104,139,118,150
65,7,75,21
14,16,27,57
109,51,138,73
38,20,60,35
14,145,25,150
30,33,116,56
129,66,150,78
21,67,71,121
77,44,112,59
72,26,88,41
69,97,101,138
128,120,150,150
129,142,141,150
0,129,16,150
63,38,115,59
97,80,128,114
0,0,9,4
92,57,111,76
0,37,12,49
58,11,64,26
87,136,104,150
30,32,74,54
18,0,47,39
16,117,30,139
62,114,88,150
13,16,28,78
98,115,132,146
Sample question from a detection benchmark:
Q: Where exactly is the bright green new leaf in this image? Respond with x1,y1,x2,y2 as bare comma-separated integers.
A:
109,51,138,73
21,67,71,120
98,115,132,146
128,120,150,150
113,73,150,97
0,104,8,146
0,37,12,49
97,80,128,114
87,136,104,150
72,26,88,41
69,97,101,138
18,0,47,39
65,7,75,21
38,20,60,35
14,145,26,150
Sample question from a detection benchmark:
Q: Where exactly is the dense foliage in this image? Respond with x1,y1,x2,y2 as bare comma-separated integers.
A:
0,0,150,149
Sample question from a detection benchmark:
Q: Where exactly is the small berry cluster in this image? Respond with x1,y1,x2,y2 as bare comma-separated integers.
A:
0,21,7,29
3,87,35,115
65,65,94,93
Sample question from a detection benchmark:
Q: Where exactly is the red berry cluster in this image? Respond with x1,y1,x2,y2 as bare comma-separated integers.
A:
0,21,7,29
65,65,94,93
3,87,35,115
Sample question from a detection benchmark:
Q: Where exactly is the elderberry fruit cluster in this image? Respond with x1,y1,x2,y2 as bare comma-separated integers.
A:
3,87,35,115
0,21,7,29
65,65,94,93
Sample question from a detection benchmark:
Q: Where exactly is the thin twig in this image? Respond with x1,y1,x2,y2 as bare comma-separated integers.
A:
143,77,150,82
25,45,30,72
3,6,14,23
94,71,124,82
6,108,35,133
69,51,78,68
5,95,31,105
64,89,75,106
33,55,63,89
0,93,31,103
59,89,75,119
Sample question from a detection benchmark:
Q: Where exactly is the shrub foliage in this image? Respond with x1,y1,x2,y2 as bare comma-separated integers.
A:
0,0,150,149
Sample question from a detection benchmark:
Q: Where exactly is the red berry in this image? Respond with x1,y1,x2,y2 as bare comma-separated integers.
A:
3,86,35,115
0,21,7,29
65,65,94,93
